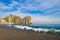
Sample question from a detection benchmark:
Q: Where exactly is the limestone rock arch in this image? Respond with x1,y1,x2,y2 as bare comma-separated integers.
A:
22,16,32,26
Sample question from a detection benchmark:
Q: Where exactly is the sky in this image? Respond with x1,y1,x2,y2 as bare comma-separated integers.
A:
0,0,60,24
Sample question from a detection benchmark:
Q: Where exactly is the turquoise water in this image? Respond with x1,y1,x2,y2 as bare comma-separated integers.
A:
30,24,60,30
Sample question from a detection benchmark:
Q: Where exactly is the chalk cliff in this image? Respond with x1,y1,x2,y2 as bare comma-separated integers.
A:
0,14,32,26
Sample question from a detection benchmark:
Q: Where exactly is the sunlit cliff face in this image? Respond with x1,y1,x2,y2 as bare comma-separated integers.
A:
0,14,32,26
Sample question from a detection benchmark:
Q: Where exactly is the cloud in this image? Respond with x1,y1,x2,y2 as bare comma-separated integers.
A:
0,0,19,12
0,0,60,13
0,0,60,24
1,11,60,24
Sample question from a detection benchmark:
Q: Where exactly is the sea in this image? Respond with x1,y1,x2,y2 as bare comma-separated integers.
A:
8,24,60,32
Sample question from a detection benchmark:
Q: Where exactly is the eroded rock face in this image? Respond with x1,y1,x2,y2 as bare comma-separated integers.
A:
22,16,32,26
0,18,7,24
0,14,32,26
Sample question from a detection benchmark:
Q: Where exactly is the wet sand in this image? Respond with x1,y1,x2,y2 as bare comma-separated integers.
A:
0,24,60,40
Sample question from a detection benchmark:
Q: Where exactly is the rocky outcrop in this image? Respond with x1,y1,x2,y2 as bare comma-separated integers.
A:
4,14,21,24
22,16,32,26
0,14,32,26
0,18,7,24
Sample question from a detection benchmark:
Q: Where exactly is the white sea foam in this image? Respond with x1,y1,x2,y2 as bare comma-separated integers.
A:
32,28,43,32
32,28,49,32
55,30,60,32
25,27,33,30
8,24,12,26
15,25,26,30
14,25,60,32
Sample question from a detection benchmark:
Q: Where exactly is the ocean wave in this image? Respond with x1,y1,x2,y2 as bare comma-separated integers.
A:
14,25,60,32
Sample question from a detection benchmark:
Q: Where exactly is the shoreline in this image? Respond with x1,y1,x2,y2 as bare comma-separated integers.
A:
0,24,60,40
14,25,60,32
